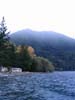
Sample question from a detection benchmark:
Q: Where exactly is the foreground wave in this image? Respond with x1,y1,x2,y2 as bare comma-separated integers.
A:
0,72,75,100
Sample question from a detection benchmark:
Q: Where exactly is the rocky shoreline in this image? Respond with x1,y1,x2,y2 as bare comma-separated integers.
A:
0,71,31,76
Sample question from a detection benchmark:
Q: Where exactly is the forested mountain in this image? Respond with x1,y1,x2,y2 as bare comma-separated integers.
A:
0,17,54,72
10,29,75,70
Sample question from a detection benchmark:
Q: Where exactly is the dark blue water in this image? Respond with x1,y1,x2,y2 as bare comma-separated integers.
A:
0,72,75,100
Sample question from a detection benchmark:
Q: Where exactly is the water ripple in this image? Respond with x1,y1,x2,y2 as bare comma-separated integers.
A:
0,72,75,100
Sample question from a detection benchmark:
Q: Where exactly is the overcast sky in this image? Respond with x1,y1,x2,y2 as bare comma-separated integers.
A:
0,0,75,38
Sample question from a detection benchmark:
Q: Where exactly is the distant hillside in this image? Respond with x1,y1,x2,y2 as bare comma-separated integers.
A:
10,29,75,70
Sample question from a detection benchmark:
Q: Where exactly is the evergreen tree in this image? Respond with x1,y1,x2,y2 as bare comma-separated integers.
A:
0,17,9,49
0,17,15,67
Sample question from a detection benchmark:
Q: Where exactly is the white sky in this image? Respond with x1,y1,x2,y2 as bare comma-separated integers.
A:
0,0,75,38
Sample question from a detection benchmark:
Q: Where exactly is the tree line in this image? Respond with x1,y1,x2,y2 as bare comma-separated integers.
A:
0,17,55,72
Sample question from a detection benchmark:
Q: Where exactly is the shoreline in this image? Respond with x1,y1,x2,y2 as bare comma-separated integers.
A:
0,72,32,76
0,71,75,76
0,71,53,76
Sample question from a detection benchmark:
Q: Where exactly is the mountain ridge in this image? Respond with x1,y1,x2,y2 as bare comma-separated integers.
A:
10,29,75,70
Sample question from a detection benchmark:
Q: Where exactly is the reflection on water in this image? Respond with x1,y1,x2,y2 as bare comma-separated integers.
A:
0,72,75,100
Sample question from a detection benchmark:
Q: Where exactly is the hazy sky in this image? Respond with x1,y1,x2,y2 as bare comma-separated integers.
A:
0,0,75,38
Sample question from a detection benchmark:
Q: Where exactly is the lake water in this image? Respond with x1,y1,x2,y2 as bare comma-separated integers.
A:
0,72,75,100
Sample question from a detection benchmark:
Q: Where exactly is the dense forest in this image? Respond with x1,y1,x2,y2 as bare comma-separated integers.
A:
0,17,54,72
10,29,75,71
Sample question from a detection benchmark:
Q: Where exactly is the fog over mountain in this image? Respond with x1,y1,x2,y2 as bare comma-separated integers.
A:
10,29,75,70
